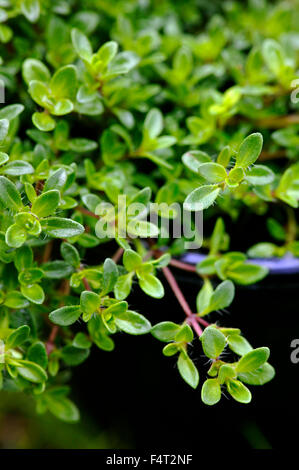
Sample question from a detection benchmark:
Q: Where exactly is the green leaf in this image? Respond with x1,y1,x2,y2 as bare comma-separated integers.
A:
204,280,235,314
123,249,142,271
60,242,80,268
32,190,60,218
209,217,226,256
227,379,252,404
21,283,45,304
4,291,29,309
114,273,133,300
114,310,151,335
3,160,34,176
200,326,226,359
228,335,252,356
236,347,270,373
235,133,263,169
127,220,159,238
95,41,118,65
198,162,227,183
184,185,220,211
0,104,24,121
5,224,27,248
44,168,67,192
14,246,33,271
217,146,231,167
247,243,277,258
182,150,211,173
32,112,56,131
0,176,23,211
245,165,274,186
262,39,285,78
61,345,90,366
27,342,48,369
201,378,221,405
177,352,199,389
228,263,268,285
175,324,194,343
15,360,47,383
218,364,237,384
80,291,101,316
41,217,84,238
45,393,80,422
50,65,77,101
0,151,9,165
196,281,213,314
139,274,164,298
151,321,181,342
227,167,244,186
73,333,92,349
143,108,163,139
71,28,93,61
42,261,73,279
49,305,82,326
6,325,30,350
22,58,51,85
101,258,118,295
15,212,41,236
162,343,180,356
21,0,40,22
238,363,275,385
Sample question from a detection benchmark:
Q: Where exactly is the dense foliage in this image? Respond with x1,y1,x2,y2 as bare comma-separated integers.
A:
0,0,298,421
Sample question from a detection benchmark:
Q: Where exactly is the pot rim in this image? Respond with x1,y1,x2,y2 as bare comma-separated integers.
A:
180,252,299,275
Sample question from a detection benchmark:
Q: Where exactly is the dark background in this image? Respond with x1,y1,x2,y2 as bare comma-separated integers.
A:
73,269,299,449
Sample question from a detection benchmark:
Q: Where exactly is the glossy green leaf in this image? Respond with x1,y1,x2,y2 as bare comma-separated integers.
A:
49,305,82,326
200,326,226,359
177,352,199,389
235,133,263,169
201,378,221,405
236,347,270,373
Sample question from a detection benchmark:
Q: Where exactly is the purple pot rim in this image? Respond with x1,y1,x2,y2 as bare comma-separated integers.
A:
180,252,299,275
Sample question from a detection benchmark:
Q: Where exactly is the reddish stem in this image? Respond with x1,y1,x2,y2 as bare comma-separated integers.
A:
112,247,124,264
77,206,99,219
169,258,197,273
46,326,59,355
82,277,92,291
196,316,210,327
161,266,203,336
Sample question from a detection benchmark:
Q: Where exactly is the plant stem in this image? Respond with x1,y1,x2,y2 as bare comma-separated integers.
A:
169,258,197,272
161,265,203,336
46,279,70,354
286,206,297,243
42,240,54,263
77,206,99,219
112,247,124,263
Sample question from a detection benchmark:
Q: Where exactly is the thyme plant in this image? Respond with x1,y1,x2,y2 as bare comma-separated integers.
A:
0,0,298,421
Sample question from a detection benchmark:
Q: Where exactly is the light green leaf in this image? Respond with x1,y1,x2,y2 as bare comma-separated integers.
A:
177,352,199,389
198,162,227,183
49,305,82,326
41,217,84,238
184,185,220,211
0,176,23,211
139,274,164,298
235,133,263,168
32,190,60,218
151,321,181,342
201,378,221,405
236,347,270,373
115,310,151,335
227,379,252,404
200,326,226,359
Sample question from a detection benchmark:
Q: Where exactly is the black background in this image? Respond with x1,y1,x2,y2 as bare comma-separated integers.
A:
73,269,299,449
